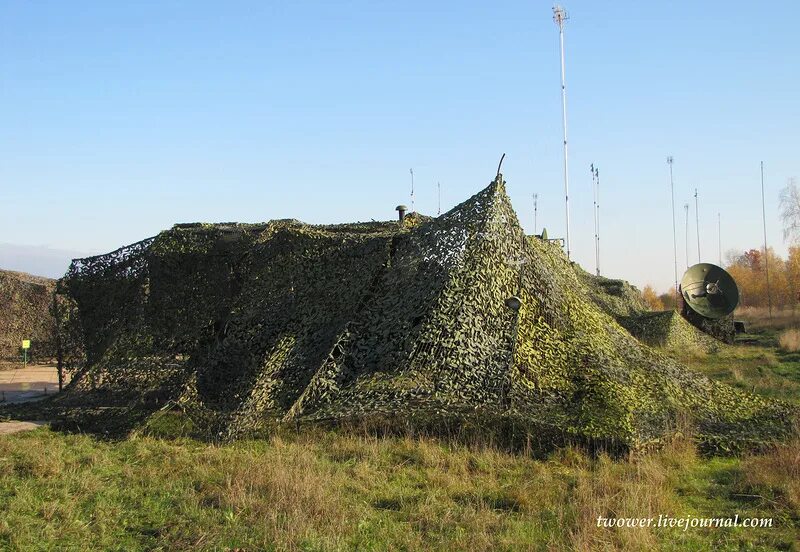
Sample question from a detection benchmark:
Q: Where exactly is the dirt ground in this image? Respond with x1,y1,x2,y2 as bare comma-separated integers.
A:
0,359,55,371
0,420,48,435
0,364,68,404
0,364,67,435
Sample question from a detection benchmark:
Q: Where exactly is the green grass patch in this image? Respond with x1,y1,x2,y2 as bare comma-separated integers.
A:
1,329,798,551
675,333,800,405
0,426,797,551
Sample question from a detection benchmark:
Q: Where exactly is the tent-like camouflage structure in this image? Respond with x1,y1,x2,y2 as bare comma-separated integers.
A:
0,270,55,362
574,269,723,353
54,176,795,450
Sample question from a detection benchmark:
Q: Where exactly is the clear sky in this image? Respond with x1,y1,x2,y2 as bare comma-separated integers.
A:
1,1,798,291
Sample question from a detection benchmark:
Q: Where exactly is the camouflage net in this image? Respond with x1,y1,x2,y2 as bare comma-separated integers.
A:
48,178,796,451
0,270,56,362
617,312,721,354
576,267,730,352
574,267,649,319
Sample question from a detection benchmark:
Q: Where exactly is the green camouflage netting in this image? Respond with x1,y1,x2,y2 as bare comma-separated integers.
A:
617,311,721,353
0,270,56,361
575,266,730,351
53,177,796,450
574,267,649,319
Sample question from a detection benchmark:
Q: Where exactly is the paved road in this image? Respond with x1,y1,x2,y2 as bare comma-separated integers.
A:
0,364,68,404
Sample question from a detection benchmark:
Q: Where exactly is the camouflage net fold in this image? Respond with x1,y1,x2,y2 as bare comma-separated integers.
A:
50,178,796,451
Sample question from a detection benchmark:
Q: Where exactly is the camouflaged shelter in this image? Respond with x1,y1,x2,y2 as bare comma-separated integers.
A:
0,270,55,361
57,177,796,450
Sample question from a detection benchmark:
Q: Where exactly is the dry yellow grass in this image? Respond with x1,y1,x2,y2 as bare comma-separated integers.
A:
778,328,800,352
742,437,800,512
737,307,800,332
566,420,697,552
0,424,798,550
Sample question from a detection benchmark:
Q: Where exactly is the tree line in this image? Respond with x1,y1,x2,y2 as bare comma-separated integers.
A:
640,177,800,312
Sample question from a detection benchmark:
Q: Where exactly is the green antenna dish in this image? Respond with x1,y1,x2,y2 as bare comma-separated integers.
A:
680,263,739,319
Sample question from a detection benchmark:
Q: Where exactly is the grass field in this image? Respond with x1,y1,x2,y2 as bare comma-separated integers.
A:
0,320,798,551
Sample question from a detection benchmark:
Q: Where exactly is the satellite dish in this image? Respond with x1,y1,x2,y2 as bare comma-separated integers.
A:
680,263,739,319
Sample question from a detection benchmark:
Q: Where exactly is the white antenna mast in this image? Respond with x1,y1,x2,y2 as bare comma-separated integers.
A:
595,165,600,275
684,203,689,269
591,164,599,275
437,181,441,216
761,161,773,320
694,188,700,263
533,193,538,234
553,5,571,259
718,212,721,266
668,156,678,300
409,168,415,213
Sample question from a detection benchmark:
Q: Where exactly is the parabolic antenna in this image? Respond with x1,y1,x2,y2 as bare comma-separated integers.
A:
680,263,739,319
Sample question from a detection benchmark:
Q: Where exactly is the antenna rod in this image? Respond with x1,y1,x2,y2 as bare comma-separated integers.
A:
718,212,721,266
591,164,597,274
668,156,678,301
496,153,506,178
591,164,599,276
595,166,600,276
761,161,773,320
409,168,415,213
533,193,538,234
553,5,571,259
684,203,689,269
437,181,441,216
694,188,700,263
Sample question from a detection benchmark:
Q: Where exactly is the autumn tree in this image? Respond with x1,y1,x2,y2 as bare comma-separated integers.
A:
726,247,790,309
641,285,665,311
658,291,676,310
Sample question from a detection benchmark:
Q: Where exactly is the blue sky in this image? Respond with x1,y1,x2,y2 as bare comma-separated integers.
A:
1,1,798,290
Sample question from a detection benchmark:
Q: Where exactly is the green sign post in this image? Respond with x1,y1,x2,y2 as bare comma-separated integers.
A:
21,339,30,368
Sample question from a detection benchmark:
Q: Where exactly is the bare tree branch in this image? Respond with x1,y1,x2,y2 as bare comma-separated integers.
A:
779,177,800,243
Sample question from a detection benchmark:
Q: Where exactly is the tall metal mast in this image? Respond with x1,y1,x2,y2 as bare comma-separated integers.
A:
595,165,600,276
761,161,773,319
533,193,538,234
668,156,678,299
409,168,415,213
591,164,600,276
437,181,441,216
684,203,689,268
718,212,721,265
694,188,700,263
553,5,571,259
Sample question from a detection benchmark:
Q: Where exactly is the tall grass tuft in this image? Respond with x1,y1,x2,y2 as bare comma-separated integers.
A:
741,437,800,512
778,328,800,352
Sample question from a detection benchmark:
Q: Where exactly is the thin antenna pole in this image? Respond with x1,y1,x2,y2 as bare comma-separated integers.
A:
668,156,678,301
684,203,689,268
437,181,441,216
589,163,598,272
533,193,538,234
694,188,701,263
553,5,571,259
761,161,773,320
595,166,600,275
409,168,415,213
591,164,597,273
718,212,721,266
